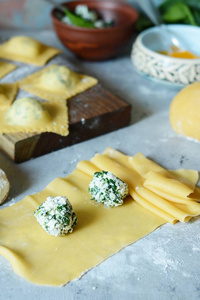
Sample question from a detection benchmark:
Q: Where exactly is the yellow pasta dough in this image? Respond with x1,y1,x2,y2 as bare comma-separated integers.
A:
0,36,61,66
0,83,18,109
170,82,200,141
0,61,17,79
18,64,98,101
103,148,200,223
0,148,200,286
144,171,194,198
0,97,69,136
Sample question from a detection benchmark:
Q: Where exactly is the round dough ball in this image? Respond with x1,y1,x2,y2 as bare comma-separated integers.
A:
5,97,51,126
170,82,200,141
0,169,10,205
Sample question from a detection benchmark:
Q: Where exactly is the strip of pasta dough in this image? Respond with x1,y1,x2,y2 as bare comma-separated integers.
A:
0,148,200,286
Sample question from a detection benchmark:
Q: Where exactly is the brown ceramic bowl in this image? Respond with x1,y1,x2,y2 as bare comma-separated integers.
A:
51,0,138,60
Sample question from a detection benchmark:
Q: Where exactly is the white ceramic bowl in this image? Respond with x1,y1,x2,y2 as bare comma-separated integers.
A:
131,25,200,85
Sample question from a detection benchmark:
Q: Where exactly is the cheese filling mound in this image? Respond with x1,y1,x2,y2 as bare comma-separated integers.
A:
5,97,51,126
34,196,77,236
37,65,79,91
89,170,129,207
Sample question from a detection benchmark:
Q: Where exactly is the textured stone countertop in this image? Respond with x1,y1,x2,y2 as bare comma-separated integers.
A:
0,30,200,300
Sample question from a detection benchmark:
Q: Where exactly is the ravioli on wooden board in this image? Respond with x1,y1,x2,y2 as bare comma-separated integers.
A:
0,83,18,109
18,64,98,101
0,97,69,136
0,148,200,286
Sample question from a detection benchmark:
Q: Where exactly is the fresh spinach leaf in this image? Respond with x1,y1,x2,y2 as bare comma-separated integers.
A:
63,7,95,28
135,0,200,32
160,0,200,14
163,2,197,25
192,9,200,25
136,13,154,32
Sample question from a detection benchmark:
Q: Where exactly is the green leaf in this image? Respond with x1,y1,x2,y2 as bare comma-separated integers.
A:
192,9,200,25
64,9,95,28
136,13,154,32
160,0,200,14
163,3,197,25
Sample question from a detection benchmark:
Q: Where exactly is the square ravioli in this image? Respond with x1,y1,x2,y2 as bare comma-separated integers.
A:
0,97,69,136
18,64,98,101
0,83,18,110
0,61,17,79
0,36,61,66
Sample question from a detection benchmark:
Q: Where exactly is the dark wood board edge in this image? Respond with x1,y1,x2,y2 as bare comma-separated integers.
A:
14,104,131,163
0,84,131,163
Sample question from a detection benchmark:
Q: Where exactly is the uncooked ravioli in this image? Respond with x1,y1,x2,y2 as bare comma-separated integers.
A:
0,97,69,136
0,36,61,66
18,64,98,101
0,83,18,109
37,65,79,91
5,97,51,126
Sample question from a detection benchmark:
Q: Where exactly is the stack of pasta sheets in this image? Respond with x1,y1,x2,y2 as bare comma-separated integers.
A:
100,148,200,224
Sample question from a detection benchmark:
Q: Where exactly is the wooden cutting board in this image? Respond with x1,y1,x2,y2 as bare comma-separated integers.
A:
0,84,131,163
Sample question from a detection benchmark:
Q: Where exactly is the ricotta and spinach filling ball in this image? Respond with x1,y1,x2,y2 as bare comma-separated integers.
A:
34,196,77,237
89,171,129,207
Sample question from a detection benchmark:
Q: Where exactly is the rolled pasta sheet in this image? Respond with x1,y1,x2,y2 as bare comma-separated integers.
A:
136,186,195,223
173,201,200,217
104,148,199,188
144,186,193,204
132,192,178,224
144,171,194,199
102,148,200,223
189,187,200,202
169,169,199,186
90,153,143,190
129,152,167,176
90,153,179,223
103,147,132,169
77,160,101,176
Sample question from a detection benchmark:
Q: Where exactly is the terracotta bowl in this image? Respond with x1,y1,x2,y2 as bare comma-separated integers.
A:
51,0,138,60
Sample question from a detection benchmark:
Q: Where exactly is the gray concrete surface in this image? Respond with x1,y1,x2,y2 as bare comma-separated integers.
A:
0,30,200,300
